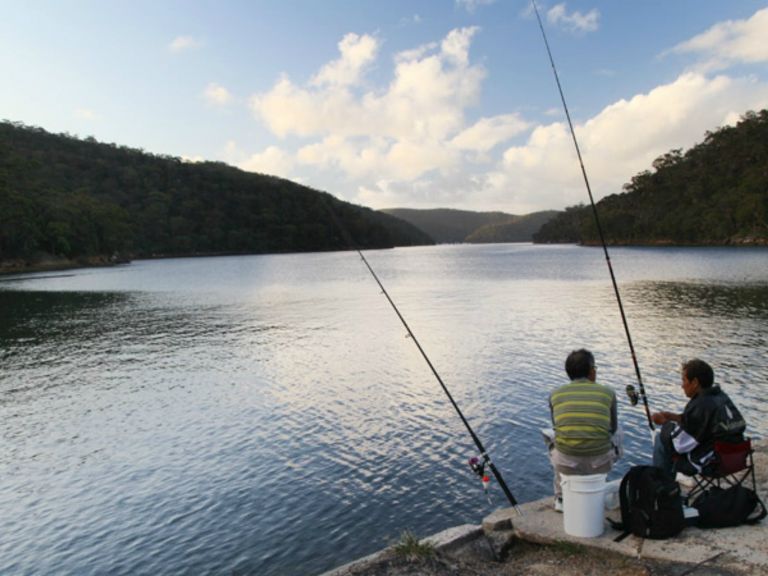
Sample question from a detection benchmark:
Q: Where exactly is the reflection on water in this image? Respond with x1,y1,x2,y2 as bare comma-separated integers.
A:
0,245,767,575
630,281,768,319
620,280,768,430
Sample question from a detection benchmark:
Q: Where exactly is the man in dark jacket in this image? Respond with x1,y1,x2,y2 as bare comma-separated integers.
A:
651,358,746,478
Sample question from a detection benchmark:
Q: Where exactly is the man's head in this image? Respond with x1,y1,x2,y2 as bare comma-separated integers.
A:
565,349,596,381
681,358,714,398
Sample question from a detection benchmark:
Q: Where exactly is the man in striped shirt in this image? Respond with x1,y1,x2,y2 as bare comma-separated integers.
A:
548,349,619,511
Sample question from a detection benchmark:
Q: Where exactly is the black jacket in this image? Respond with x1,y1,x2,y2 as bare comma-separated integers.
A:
681,386,746,463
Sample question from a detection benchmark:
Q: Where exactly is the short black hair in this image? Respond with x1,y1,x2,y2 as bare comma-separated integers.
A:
565,349,595,380
682,358,714,388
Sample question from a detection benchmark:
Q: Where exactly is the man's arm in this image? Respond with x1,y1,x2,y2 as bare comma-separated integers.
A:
653,411,700,456
671,426,699,455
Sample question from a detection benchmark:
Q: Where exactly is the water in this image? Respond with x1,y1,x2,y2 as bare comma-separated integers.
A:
1,244,767,575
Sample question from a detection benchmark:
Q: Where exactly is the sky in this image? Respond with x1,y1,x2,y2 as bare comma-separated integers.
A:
2,1,768,214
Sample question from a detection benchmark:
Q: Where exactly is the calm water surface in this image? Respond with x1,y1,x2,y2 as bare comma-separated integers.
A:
1,244,767,575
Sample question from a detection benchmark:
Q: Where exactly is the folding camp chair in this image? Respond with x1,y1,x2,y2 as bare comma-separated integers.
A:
681,438,757,504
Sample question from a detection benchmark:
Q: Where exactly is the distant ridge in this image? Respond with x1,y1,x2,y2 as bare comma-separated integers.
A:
381,207,558,243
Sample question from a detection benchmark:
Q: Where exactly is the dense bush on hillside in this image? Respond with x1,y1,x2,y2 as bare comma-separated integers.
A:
0,121,432,264
464,210,558,243
382,207,558,243
534,109,768,245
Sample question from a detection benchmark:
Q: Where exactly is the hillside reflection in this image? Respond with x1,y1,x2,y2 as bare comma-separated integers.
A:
627,281,768,319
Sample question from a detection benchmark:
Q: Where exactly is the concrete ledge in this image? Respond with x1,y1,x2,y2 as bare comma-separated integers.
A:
422,524,483,553
319,524,486,576
482,506,518,532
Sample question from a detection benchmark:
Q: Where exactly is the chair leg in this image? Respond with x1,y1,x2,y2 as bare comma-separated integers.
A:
685,475,712,505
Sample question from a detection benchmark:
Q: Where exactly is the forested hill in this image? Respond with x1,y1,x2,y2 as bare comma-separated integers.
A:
381,207,558,243
464,210,559,243
0,121,432,268
534,109,768,245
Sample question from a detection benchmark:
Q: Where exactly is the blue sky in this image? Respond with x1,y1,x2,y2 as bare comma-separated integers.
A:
2,1,767,213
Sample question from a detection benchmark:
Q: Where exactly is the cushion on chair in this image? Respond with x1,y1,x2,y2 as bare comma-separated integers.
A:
711,439,751,476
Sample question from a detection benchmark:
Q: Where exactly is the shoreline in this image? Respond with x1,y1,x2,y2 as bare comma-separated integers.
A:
4,241,767,277
579,237,768,247
0,255,130,277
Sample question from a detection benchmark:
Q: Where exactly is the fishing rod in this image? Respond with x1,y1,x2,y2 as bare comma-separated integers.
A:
323,199,521,512
531,0,654,433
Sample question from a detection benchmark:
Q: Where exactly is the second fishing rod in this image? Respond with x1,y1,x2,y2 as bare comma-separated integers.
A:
531,0,654,434
324,200,521,512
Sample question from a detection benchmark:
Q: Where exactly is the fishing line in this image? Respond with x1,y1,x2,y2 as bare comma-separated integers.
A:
323,200,521,511
531,0,654,433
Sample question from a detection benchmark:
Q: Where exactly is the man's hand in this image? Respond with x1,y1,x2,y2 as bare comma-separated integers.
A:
651,411,681,425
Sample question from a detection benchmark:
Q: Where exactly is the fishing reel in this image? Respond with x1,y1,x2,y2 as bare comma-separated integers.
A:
468,456,491,494
468,456,485,477
625,384,640,406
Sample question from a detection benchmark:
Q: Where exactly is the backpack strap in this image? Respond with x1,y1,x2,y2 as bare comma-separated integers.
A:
745,494,767,525
612,528,631,543
608,465,646,542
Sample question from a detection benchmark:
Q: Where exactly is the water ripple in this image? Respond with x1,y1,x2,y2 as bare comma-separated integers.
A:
0,246,767,575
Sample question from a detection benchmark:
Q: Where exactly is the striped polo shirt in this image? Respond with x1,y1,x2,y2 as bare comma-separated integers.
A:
550,378,615,457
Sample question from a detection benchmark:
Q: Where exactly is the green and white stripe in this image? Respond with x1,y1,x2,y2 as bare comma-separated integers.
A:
550,379,615,457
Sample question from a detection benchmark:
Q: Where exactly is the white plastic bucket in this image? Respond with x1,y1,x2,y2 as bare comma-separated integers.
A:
561,473,607,537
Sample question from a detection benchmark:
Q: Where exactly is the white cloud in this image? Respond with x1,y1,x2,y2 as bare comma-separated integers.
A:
311,33,379,87
223,140,296,179
251,75,360,139
357,170,489,210
490,72,768,212
451,114,531,152
249,26,489,183
386,139,460,180
203,83,233,105
395,42,438,63
169,35,201,53
295,135,459,182
297,136,384,179
455,0,495,14
547,3,599,34
239,145,296,177
668,7,768,71
441,26,477,66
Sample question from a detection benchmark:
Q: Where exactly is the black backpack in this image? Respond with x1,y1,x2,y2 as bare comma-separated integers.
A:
693,485,767,528
609,465,686,541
